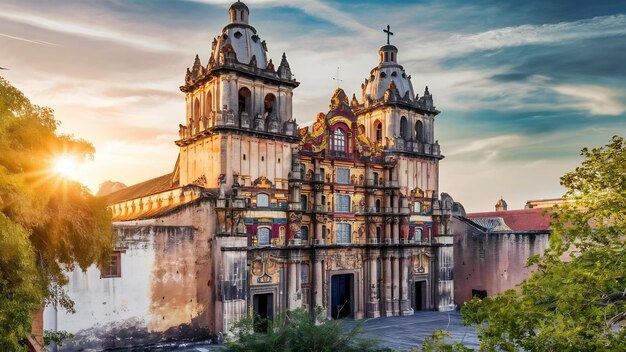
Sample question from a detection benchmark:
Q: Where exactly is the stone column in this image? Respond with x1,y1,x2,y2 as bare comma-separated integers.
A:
385,217,392,244
313,253,324,310
288,260,298,310
392,217,400,243
383,252,393,316
367,250,380,318
400,252,411,314
392,255,400,315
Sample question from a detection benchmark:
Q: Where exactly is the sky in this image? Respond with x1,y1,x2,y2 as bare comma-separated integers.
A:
1,0,625,212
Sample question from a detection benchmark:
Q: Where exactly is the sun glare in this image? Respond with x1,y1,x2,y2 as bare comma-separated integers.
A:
53,155,77,178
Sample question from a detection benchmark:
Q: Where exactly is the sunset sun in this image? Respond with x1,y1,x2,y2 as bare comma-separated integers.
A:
53,155,77,178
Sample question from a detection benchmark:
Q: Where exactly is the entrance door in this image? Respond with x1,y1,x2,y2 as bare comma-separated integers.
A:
331,274,353,319
414,281,426,310
253,293,273,332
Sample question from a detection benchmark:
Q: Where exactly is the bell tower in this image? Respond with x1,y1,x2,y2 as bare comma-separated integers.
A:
175,1,300,189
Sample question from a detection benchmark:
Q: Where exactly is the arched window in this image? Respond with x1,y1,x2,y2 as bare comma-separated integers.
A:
331,128,346,156
374,120,382,142
238,87,251,115
300,226,309,241
400,116,408,139
415,120,424,142
264,93,276,117
193,97,200,132
257,227,271,246
206,91,213,115
336,223,351,244
384,52,389,62
375,199,381,212
415,228,423,243
257,193,270,208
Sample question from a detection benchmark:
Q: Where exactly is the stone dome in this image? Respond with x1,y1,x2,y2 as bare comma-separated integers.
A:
361,44,415,102
211,1,268,70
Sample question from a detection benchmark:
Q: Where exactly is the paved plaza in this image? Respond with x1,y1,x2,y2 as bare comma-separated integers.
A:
116,311,479,351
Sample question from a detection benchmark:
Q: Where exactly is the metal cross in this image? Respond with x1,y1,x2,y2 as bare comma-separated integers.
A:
332,66,342,88
383,25,394,45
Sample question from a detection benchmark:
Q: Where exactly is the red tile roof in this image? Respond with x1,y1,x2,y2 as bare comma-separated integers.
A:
466,208,552,232
103,173,175,205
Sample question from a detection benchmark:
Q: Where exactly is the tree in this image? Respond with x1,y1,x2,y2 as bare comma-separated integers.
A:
462,136,626,351
226,308,384,352
0,77,114,350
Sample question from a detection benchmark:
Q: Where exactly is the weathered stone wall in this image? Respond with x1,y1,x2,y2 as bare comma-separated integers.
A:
452,218,549,306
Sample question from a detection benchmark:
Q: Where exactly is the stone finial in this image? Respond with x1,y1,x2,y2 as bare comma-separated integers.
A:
424,85,430,95
277,52,292,79
495,197,508,212
266,58,275,72
350,93,359,108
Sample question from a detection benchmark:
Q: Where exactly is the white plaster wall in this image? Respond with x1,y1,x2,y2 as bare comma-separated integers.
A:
44,233,155,334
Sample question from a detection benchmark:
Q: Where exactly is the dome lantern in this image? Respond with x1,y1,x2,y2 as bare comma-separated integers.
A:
229,1,249,25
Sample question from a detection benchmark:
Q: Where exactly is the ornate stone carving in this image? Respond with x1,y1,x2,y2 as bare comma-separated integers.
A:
326,252,362,271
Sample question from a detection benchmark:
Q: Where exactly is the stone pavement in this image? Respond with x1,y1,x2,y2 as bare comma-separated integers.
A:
116,311,478,351
349,311,479,350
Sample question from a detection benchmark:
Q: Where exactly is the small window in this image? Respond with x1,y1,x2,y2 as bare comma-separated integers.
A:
257,193,270,208
472,289,488,299
300,226,309,241
336,223,352,244
375,199,381,212
415,228,423,242
261,156,265,162
373,172,379,186
375,121,382,142
335,194,351,213
301,263,310,283
243,154,246,160
278,158,281,163
257,227,271,246
101,251,122,278
336,168,350,184
331,128,346,154
300,195,308,211
413,202,421,213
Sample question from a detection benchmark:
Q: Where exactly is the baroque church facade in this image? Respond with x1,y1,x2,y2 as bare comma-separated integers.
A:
44,2,459,349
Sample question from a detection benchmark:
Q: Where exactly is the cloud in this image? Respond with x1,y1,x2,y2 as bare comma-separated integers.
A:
405,14,626,61
447,135,521,157
186,0,378,36
0,10,176,52
551,84,626,116
0,32,59,46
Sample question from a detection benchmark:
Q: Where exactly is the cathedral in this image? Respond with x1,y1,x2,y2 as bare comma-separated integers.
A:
44,2,460,349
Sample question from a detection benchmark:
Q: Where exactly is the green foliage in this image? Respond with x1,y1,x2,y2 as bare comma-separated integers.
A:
226,308,383,352
0,77,114,347
0,215,42,352
43,330,74,346
462,136,626,351
420,330,473,352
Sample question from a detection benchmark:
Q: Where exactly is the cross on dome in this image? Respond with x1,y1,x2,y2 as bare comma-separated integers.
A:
383,25,394,45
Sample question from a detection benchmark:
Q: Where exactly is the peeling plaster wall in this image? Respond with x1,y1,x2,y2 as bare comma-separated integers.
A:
43,200,217,350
